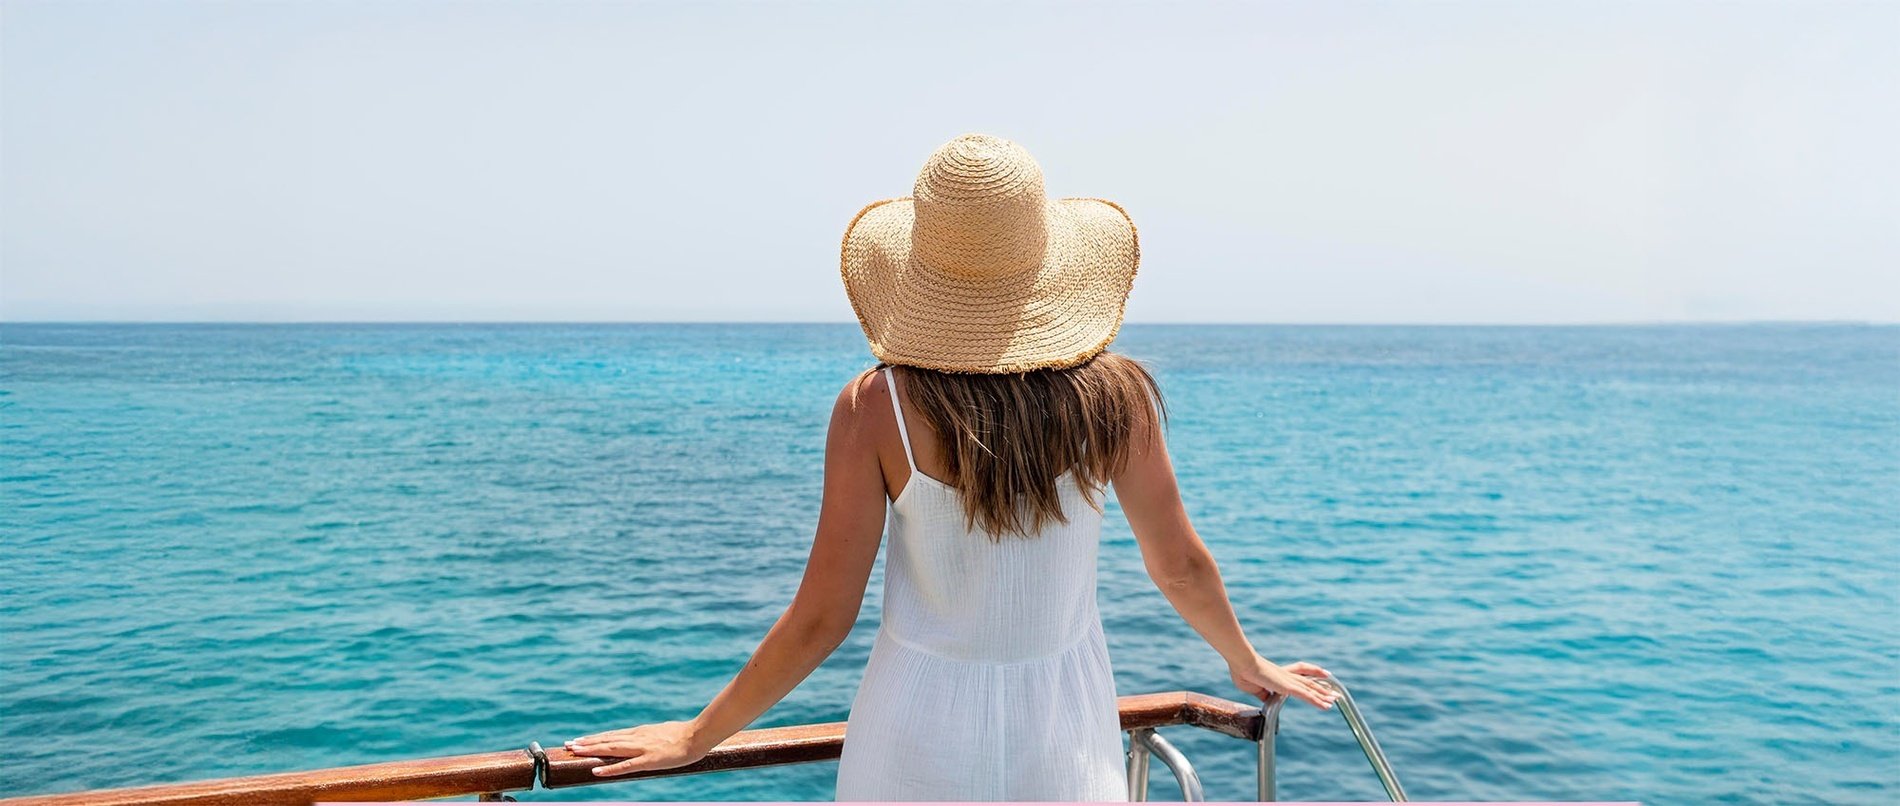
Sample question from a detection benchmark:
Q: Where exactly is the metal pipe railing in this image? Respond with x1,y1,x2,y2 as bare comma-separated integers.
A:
1315,672,1408,801
1256,691,1287,800
1126,727,1204,801
1127,727,1151,801
1234,674,1408,802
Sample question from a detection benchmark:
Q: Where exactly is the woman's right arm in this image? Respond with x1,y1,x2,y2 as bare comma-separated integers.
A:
1112,416,1338,711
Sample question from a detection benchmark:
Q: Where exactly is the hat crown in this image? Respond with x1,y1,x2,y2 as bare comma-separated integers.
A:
911,134,1049,279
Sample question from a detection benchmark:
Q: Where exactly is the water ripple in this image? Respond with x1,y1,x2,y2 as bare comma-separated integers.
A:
2,323,1896,802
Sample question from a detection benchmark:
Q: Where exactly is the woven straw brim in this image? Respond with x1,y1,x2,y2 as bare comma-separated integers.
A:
840,197,1139,374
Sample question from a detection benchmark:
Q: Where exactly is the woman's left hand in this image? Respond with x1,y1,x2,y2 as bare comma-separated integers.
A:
564,719,710,777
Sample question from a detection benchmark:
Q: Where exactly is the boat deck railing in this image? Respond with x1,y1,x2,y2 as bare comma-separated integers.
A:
1125,674,1405,802
1,673,1404,804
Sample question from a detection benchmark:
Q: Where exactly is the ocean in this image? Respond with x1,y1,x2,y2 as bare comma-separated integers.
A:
2,323,1895,803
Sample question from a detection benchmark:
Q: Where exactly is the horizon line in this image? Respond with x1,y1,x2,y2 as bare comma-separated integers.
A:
2,319,1893,328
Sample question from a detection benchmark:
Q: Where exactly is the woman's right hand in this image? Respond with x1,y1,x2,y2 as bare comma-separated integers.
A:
1228,655,1338,710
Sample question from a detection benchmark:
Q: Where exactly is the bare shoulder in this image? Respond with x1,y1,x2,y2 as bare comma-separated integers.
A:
830,367,889,429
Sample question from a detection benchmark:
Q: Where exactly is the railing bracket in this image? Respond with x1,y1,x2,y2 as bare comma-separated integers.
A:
527,740,548,790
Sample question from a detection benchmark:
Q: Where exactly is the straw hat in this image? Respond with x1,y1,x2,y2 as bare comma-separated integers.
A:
840,133,1139,373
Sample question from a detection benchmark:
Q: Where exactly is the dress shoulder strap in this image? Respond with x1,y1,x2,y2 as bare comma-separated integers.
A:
881,366,918,472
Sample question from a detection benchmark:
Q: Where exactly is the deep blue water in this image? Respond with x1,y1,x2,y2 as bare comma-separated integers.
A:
2,323,1895,804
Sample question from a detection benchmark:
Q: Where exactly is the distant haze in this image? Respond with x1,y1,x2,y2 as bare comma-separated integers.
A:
2,0,1895,324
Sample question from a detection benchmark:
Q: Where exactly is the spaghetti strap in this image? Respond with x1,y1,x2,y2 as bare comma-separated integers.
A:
882,367,918,472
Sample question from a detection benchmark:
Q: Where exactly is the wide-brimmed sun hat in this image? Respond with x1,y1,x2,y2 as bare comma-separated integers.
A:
840,133,1139,374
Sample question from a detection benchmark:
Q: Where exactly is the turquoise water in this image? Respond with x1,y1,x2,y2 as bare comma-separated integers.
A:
2,323,1895,803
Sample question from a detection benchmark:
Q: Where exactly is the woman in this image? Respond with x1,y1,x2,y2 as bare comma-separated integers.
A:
564,134,1337,800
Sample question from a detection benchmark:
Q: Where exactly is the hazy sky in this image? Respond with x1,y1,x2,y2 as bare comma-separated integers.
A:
3,0,1895,323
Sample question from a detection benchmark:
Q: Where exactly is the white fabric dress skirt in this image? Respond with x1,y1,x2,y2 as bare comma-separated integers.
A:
834,368,1129,801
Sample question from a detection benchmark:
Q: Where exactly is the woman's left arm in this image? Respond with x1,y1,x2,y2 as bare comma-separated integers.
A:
565,375,889,777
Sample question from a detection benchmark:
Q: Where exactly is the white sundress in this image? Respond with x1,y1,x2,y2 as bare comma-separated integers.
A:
833,367,1129,802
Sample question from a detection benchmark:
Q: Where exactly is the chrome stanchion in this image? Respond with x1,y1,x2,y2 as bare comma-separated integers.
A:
1126,728,1152,801
1256,694,1285,801
1316,674,1407,802
1131,727,1204,801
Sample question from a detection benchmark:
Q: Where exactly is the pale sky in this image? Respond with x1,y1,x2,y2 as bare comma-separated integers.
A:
2,0,1895,324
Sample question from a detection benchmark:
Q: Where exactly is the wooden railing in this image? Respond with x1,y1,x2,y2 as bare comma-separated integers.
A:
0,691,1271,805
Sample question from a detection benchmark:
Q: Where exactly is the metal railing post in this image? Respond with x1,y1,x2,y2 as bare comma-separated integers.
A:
1131,727,1204,801
1316,674,1408,802
1256,695,1285,801
1125,728,1152,801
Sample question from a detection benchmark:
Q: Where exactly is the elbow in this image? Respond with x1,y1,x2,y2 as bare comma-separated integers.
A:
1151,550,1216,594
791,605,857,650
815,615,856,650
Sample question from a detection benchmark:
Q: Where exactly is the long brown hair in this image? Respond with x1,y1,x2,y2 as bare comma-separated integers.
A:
880,351,1167,541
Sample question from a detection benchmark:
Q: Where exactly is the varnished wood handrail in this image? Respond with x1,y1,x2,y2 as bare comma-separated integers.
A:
0,751,537,806
2,690,1271,805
